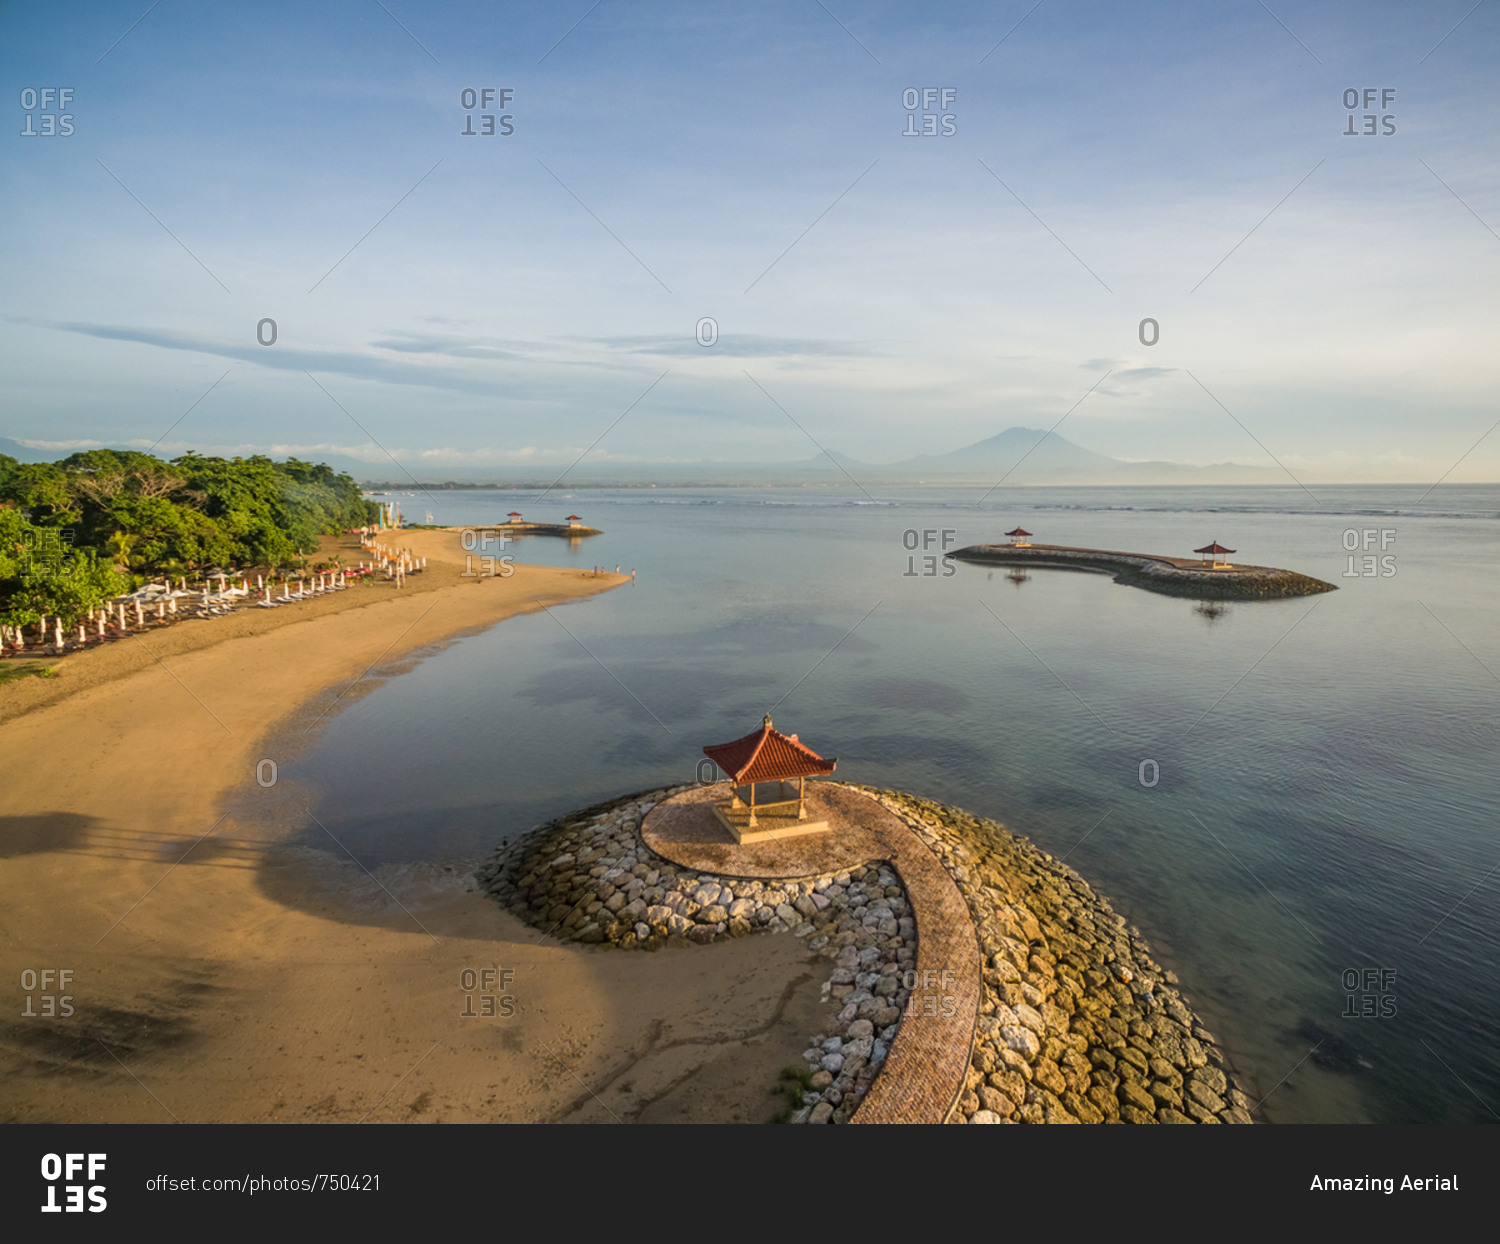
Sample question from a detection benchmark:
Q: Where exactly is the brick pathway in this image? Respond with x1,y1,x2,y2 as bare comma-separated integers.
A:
641,782,981,1124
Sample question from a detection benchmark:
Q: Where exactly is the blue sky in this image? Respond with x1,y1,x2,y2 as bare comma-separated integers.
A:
3,1,1498,480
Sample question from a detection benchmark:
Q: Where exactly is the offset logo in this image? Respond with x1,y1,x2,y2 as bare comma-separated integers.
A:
902,88,956,136
460,88,515,136
901,528,957,578
40,1154,106,1213
459,967,516,1017
1343,87,1396,136
1342,967,1397,1018
20,968,75,1017
19,88,75,136
1342,528,1396,578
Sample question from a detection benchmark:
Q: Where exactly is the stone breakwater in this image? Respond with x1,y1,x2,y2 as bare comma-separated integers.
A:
866,788,1253,1124
476,783,1252,1124
953,543,1336,601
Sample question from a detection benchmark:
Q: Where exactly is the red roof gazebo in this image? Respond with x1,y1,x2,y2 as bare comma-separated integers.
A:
702,714,836,838
566,514,583,528
1193,541,1236,568
506,510,522,522
1006,526,1033,547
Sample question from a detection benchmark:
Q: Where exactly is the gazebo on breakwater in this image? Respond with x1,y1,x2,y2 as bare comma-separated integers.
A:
1006,526,1033,547
1193,541,1236,569
702,715,837,844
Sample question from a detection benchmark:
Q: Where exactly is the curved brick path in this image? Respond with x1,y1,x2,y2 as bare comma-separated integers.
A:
641,782,981,1124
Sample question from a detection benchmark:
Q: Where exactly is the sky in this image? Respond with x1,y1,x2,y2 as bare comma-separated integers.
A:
2,0,1498,482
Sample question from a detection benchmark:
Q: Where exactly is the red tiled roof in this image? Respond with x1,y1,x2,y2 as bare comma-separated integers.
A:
566,514,582,520
1006,527,1032,537
703,716,837,784
1194,542,1236,554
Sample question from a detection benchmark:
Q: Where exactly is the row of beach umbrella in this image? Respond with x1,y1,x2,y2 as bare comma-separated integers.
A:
0,558,412,658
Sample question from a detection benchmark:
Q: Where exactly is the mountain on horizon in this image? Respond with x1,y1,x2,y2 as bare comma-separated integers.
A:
789,426,1273,484
895,426,1119,474
2,428,1279,486
0,436,58,464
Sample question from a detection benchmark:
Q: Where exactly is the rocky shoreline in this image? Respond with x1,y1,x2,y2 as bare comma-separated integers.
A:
476,783,1253,1124
953,543,1336,600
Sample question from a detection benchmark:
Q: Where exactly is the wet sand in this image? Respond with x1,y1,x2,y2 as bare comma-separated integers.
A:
0,529,833,1123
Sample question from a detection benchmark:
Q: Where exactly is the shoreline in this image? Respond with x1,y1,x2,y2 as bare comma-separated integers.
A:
7,533,827,1124
2,531,850,1125
953,542,1337,600
2,529,1250,1124
0,532,617,727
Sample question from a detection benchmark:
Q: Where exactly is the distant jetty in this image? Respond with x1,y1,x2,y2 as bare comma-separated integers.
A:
483,516,602,538
953,542,1336,600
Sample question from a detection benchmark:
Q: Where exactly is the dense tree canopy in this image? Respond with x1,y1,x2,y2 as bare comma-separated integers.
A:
0,450,377,628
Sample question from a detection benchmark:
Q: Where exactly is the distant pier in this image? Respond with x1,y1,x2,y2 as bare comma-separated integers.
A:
480,520,602,538
953,542,1337,600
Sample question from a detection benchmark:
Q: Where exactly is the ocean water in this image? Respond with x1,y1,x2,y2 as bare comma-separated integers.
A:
282,483,1500,1124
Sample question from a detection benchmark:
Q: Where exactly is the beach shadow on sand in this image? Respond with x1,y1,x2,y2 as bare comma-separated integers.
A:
0,812,95,859
0,812,267,868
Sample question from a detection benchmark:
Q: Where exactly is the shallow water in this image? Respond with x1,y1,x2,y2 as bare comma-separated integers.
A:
288,483,1500,1123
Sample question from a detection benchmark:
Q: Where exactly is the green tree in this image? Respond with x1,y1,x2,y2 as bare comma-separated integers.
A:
0,507,128,628
0,449,377,583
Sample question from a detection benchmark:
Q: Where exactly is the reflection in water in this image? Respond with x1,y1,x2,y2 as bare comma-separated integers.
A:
986,568,1032,589
290,483,1500,1124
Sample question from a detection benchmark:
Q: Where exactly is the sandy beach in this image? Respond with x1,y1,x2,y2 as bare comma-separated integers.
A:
0,529,835,1123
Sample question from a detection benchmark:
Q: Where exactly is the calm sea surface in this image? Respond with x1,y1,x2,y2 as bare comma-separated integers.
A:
283,484,1500,1124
